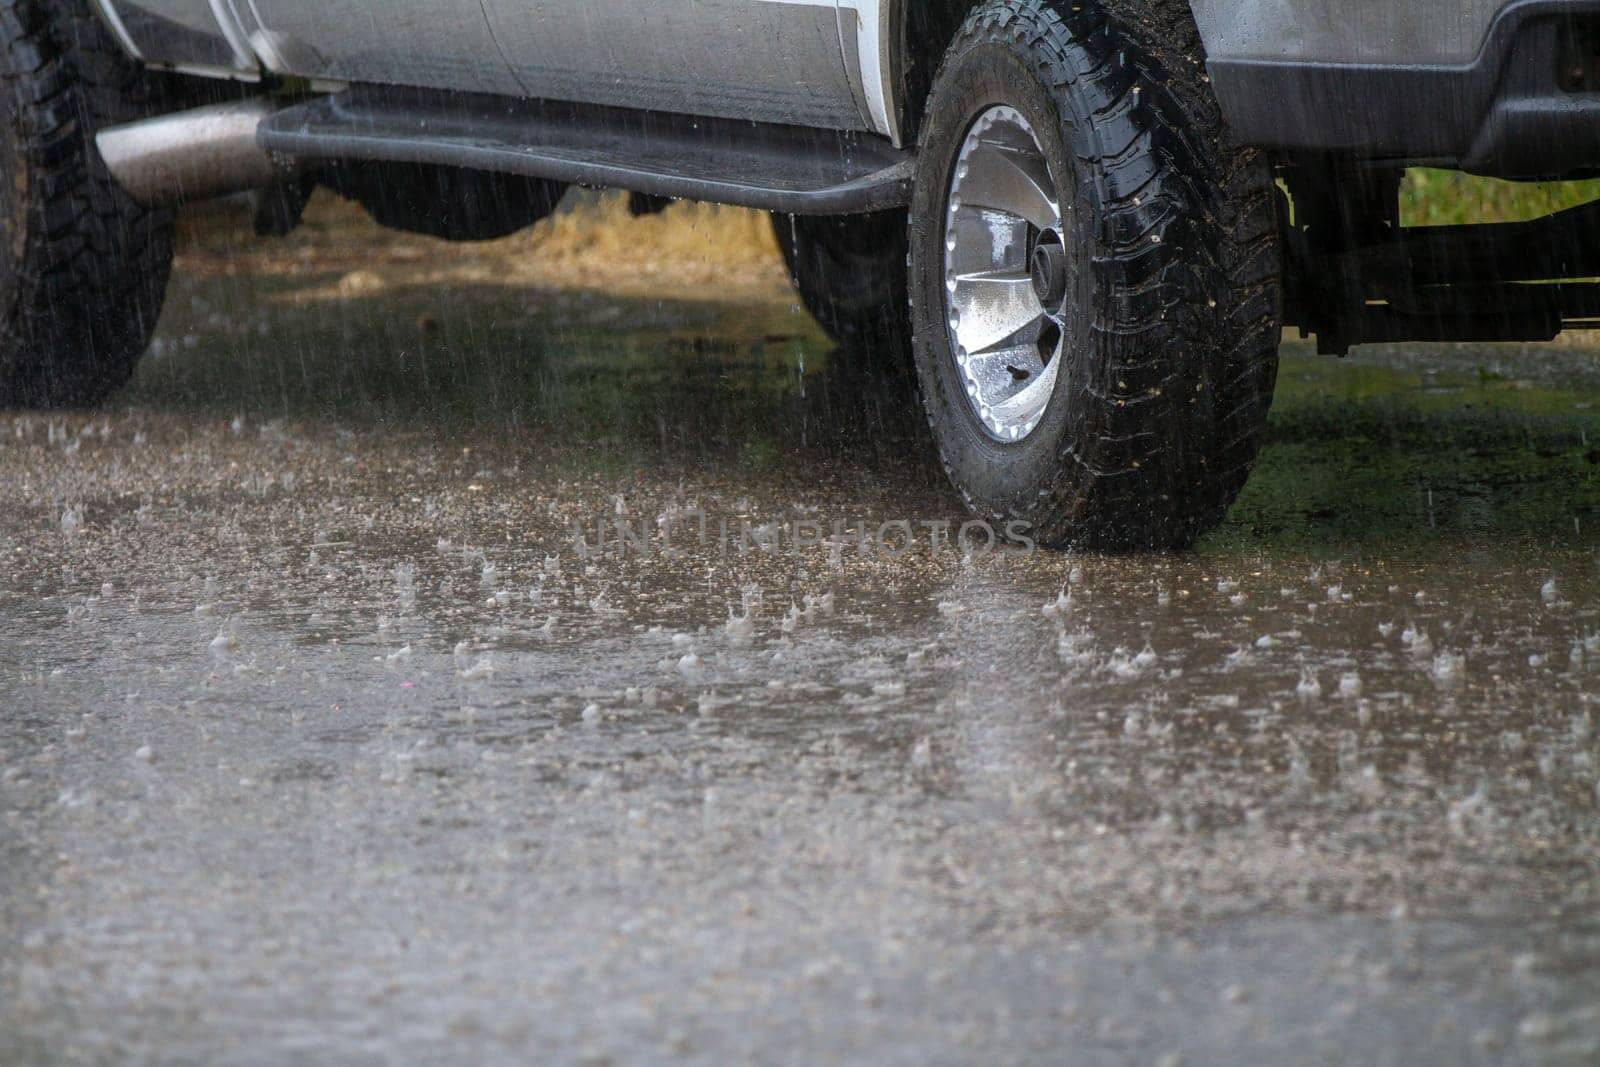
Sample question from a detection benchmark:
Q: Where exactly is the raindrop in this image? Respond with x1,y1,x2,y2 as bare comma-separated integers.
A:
1448,784,1491,834
1431,651,1466,687
209,623,238,655
457,656,495,682
724,611,756,646
395,563,416,609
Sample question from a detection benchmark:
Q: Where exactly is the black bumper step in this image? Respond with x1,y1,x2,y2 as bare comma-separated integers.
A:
1210,1,1600,178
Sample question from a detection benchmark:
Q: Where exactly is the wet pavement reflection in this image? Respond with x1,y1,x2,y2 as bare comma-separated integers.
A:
2,196,1598,1063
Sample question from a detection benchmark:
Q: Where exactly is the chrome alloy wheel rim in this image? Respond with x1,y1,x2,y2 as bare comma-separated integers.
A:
943,106,1066,442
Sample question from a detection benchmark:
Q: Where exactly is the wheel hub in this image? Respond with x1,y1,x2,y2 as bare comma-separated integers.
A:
943,105,1066,442
1029,236,1067,309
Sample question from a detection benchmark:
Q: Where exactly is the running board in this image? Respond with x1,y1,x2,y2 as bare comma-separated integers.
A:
258,89,914,216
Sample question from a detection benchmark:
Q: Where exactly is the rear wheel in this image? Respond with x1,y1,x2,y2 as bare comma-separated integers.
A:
908,0,1281,549
0,0,175,408
772,210,912,372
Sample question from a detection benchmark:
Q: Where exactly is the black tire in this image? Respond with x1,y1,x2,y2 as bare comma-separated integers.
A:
0,0,174,408
908,0,1281,550
772,210,913,371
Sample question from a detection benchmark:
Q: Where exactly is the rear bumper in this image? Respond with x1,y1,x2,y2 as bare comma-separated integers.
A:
1209,0,1600,178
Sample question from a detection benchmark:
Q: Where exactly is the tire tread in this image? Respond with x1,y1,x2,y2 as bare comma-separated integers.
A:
0,0,173,408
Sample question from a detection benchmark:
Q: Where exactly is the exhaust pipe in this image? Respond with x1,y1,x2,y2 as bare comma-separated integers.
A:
95,99,297,208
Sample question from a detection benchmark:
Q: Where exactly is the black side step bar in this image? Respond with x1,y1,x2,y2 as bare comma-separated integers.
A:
258,89,914,216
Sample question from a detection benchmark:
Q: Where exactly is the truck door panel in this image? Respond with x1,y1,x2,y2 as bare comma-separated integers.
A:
241,0,525,96
482,1,869,131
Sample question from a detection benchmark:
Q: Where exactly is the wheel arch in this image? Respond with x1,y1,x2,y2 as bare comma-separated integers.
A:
880,0,1222,146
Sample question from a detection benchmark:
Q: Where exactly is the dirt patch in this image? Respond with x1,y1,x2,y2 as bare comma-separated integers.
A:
174,188,795,306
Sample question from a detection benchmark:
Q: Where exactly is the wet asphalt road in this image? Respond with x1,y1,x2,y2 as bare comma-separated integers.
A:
3,199,1600,1063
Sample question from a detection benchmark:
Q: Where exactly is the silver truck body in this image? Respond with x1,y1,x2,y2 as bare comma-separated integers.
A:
1192,1,1517,64
95,1,902,138
86,2,1524,136
91,1,1600,180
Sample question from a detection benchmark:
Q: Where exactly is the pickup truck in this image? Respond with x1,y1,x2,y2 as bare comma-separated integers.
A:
5,1,1599,548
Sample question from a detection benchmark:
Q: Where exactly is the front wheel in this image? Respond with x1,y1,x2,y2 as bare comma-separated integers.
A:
908,0,1282,550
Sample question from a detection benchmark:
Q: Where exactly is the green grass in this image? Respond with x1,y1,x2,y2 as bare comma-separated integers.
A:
1203,351,1600,551
1279,169,1600,229
1400,169,1600,226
